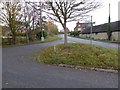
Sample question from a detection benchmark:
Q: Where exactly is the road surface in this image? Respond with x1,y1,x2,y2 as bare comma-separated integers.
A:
2,35,118,88
59,35,119,50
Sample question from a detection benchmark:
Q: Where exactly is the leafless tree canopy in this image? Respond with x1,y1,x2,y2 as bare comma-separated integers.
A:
44,0,101,46
44,0,101,26
0,2,22,26
0,0,101,46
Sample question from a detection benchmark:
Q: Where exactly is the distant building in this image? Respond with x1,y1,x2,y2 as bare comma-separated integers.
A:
79,21,120,41
74,21,91,32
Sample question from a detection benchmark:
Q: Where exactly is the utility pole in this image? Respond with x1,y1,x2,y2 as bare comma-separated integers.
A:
90,16,93,45
28,1,45,41
118,2,120,42
107,3,112,40
24,1,29,44
39,2,44,41
32,3,35,31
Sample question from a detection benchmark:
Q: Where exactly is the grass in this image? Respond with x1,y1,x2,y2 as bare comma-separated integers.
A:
94,39,120,44
2,35,61,48
30,35,61,44
38,43,119,70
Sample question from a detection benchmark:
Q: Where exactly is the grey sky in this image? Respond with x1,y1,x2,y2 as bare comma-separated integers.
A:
0,0,119,31
57,0,120,31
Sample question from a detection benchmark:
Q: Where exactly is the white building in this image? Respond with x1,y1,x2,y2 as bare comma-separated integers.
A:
79,21,120,41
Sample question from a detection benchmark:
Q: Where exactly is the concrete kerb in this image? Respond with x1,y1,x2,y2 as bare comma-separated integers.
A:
52,64,118,73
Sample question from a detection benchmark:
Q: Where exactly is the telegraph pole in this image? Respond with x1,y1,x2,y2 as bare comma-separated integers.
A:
90,16,93,45
32,3,35,31
39,2,44,41
107,3,112,40
24,1,29,44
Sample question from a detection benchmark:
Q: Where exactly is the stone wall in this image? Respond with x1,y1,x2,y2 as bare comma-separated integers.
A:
93,33,108,40
111,32,120,41
79,31,120,41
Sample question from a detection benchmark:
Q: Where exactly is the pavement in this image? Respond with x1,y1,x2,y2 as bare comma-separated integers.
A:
2,35,118,88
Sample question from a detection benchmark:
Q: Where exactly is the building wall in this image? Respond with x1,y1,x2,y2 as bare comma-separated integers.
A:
79,34,90,38
93,33,108,40
111,32,120,41
79,32,120,41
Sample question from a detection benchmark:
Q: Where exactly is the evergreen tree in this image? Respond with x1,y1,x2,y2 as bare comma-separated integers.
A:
107,4,112,40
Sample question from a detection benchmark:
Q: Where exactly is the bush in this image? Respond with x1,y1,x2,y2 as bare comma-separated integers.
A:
36,31,47,40
2,38,12,45
70,31,80,37
16,32,26,36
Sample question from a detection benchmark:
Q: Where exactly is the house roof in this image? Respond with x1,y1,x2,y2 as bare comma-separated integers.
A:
80,21,120,34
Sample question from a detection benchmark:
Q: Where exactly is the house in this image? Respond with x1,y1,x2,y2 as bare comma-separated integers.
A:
79,21,120,41
74,21,91,32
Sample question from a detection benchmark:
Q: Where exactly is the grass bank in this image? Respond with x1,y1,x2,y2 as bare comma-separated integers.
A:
38,43,118,70
2,35,61,48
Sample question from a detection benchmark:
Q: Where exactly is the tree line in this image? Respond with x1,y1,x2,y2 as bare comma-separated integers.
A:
0,0,101,46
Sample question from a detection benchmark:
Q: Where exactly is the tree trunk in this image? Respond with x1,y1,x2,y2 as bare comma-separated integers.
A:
26,31,29,44
12,34,16,44
64,25,68,47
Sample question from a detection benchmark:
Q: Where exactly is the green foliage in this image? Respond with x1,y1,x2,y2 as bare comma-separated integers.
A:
2,38,12,45
47,21,59,36
36,31,47,40
2,35,61,48
107,16,112,40
16,32,26,36
18,37,26,43
0,2,22,44
38,43,118,70
44,35,61,42
70,31,80,37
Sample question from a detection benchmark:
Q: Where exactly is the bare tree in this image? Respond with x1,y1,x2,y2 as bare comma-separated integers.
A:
44,0,101,46
23,1,34,44
0,1,22,44
28,2,47,41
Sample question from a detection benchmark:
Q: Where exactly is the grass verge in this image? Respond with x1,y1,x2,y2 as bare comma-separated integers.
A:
2,35,61,48
38,43,119,70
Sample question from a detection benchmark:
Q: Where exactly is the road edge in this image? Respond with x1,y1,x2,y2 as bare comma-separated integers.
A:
52,64,118,73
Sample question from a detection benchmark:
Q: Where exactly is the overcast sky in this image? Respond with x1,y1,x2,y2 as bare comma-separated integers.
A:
56,0,120,31
0,0,119,31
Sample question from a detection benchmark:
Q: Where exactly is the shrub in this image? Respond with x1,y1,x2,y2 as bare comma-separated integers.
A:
36,31,47,40
70,31,80,37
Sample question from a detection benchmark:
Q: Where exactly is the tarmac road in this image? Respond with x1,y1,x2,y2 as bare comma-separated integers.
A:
2,35,118,88
59,35,119,50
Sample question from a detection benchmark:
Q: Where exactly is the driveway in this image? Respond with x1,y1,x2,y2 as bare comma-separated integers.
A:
2,35,118,88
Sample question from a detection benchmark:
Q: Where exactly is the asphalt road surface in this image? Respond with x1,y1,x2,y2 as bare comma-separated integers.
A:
2,35,118,88
59,35,119,50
